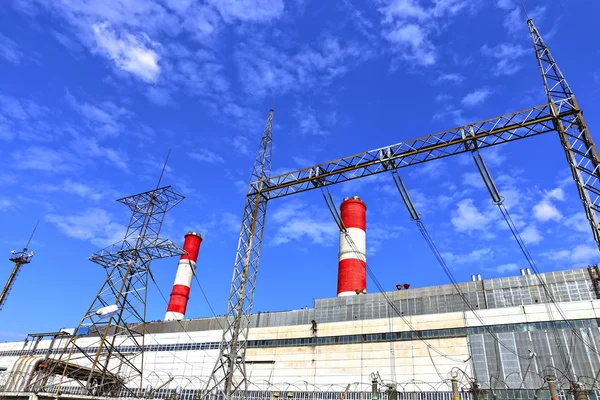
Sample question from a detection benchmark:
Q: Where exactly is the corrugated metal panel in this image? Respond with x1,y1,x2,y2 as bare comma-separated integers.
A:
143,268,596,333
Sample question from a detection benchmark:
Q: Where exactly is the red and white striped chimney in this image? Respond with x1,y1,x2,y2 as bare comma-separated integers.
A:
165,232,202,321
337,196,367,296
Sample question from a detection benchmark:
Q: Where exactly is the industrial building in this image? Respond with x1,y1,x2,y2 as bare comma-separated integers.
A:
1,266,600,398
1,13,600,400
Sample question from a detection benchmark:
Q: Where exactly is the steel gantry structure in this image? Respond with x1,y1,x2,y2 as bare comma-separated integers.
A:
206,18,600,400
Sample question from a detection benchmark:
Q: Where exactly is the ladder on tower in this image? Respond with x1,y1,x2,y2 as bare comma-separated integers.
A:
588,265,600,299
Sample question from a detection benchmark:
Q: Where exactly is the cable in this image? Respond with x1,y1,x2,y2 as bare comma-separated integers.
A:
148,273,223,372
390,172,532,362
320,188,468,364
192,273,224,330
467,145,600,369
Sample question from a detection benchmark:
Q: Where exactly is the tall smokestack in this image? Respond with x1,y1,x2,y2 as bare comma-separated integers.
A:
165,232,202,321
337,196,367,296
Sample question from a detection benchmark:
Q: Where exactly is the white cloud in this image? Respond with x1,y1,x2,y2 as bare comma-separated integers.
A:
409,160,446,180
368,224,406,255
12,147,75,171
435,94,452,102
208,0,284,22
442,248,493,265
520,224,542,244
146,86,173,106
232,136,251,156
70,137,130,171
432,107,468,126
0,94,47,120
0,33,21,64
35,179,115,202
564,212,590,234
543,244,600,264
385,23,436,66
482,146,506,166
236,36,371,97
0,173,18,186
188,210,241,239
0,197,14,211
481,43,528,76
461,88,492,107
499,5,546,35
493,263,520,274
379,0,475,67
435,73,464,84
292,156,315,167
66,91,132,137
294,105,330,136
462,172,485,189
496,0,513,10
46,208,127,247
92,23,161,83
270,201,338,246
451,198,492,233
52,30,84,52
189,149,225,164
546,187,565,201
533,201,562,222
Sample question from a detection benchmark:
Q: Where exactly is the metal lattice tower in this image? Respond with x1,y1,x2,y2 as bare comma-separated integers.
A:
205,110,273,399
207,17,600,400
37,186,185,397
527,18,600,249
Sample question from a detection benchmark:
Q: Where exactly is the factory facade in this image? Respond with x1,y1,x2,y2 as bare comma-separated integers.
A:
1,267,600,399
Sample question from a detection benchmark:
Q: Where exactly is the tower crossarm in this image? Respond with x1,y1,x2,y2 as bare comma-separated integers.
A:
254,103,562,199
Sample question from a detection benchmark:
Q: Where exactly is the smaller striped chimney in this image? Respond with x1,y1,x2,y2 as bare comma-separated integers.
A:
337,196,367,296
165,232,202,321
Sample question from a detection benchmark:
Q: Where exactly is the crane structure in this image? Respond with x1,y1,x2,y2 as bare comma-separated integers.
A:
0,223,38,313
205,17,600,400
0,248,35,313
33,185,186,397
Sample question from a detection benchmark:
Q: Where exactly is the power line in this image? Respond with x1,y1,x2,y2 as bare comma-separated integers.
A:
321,188,469,365
390,172,532,362
466,145,599,370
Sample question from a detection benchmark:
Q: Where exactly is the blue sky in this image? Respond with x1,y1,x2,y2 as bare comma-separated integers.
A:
1,0,600,341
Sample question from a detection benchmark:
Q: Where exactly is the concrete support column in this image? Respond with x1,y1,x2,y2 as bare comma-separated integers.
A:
547,377,559,400
371,378,378,400
573,382,589,400
451,378,459,400
471,381,481,400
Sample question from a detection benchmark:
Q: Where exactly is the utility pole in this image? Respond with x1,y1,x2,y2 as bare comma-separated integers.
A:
0,222,38,312
573,382,589,400
451,377,459,400
547,376,559,400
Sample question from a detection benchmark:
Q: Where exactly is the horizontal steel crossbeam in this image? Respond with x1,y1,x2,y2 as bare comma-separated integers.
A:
254,103,568,199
